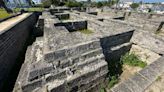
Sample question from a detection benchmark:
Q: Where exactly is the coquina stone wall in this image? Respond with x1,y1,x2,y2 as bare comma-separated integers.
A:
0,13,38,90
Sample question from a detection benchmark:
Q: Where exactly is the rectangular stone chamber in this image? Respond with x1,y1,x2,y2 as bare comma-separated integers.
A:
54,20,88,32
13,8,164,92
55,13,70,20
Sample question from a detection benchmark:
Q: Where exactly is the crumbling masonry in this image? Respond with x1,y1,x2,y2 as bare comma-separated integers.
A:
13,8,164,92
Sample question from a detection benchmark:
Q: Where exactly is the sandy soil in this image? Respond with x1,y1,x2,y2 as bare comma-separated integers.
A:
119,64,142,82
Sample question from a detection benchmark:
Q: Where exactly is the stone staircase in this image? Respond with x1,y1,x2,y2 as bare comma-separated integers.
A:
14,11,135,92
14,37,108,92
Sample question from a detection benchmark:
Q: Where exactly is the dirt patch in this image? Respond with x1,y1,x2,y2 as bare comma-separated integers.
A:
119,64,142,82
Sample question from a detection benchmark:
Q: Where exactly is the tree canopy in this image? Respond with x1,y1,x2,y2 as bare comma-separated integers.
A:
130,3,139,10
65,1,83,7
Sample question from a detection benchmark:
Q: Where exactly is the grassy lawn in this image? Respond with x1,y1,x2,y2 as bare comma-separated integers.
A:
0,9,11,19
27,7,43,12
0,7,43,19
13,7,43,12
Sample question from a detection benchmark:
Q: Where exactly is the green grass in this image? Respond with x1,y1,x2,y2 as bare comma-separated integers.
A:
27,8,43,12
120,52,147,68
108,76,119,88
0,7,43,19
78,29,94,34
13,8,43,12
0,9,11,19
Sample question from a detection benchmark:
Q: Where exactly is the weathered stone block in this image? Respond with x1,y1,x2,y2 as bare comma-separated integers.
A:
112,83,131,92
130,73,151,90
138,66,159,82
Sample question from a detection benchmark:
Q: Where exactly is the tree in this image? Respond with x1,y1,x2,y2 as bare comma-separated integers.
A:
65,1,83,7
97,2,103,8
27,0,36,6
51,0,60,5
130,3,139,10
0,0,13,13
42,0,51,8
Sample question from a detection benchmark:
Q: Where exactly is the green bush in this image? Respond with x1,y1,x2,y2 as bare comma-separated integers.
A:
120,52,147,68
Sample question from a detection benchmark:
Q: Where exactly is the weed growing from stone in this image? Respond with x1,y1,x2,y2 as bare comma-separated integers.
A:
156,76,162,81
100,87,106,92
120,52,147,68
155,31,161,35
108,76,119,88
78,29,93,34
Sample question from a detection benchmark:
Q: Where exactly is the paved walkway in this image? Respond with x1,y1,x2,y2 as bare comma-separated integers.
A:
0,13,31,34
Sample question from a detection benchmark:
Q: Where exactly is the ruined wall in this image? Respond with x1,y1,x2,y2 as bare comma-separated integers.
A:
55,13,70,20
97,10,164,32
54,21,87,32
125,12,164,20
0,13,38,90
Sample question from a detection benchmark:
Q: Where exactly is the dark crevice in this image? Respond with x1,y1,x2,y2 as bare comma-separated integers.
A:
100,30,134,87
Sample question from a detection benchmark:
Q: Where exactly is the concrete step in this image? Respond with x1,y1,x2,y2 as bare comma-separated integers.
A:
21,59,108,92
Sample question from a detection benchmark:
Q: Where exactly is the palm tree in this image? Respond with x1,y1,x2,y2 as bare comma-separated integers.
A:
18,0,23,7
0,0,13,13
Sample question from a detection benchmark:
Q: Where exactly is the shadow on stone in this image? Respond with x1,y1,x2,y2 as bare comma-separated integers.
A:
100,31,133,79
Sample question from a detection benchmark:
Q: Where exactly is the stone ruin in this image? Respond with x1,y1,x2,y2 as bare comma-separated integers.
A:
13,7,164,92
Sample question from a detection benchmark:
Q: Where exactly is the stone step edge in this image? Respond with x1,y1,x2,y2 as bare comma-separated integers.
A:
57,48,103,69
47,60,108,92
27,47,103,82
22,60,108,92
28,53,105,83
